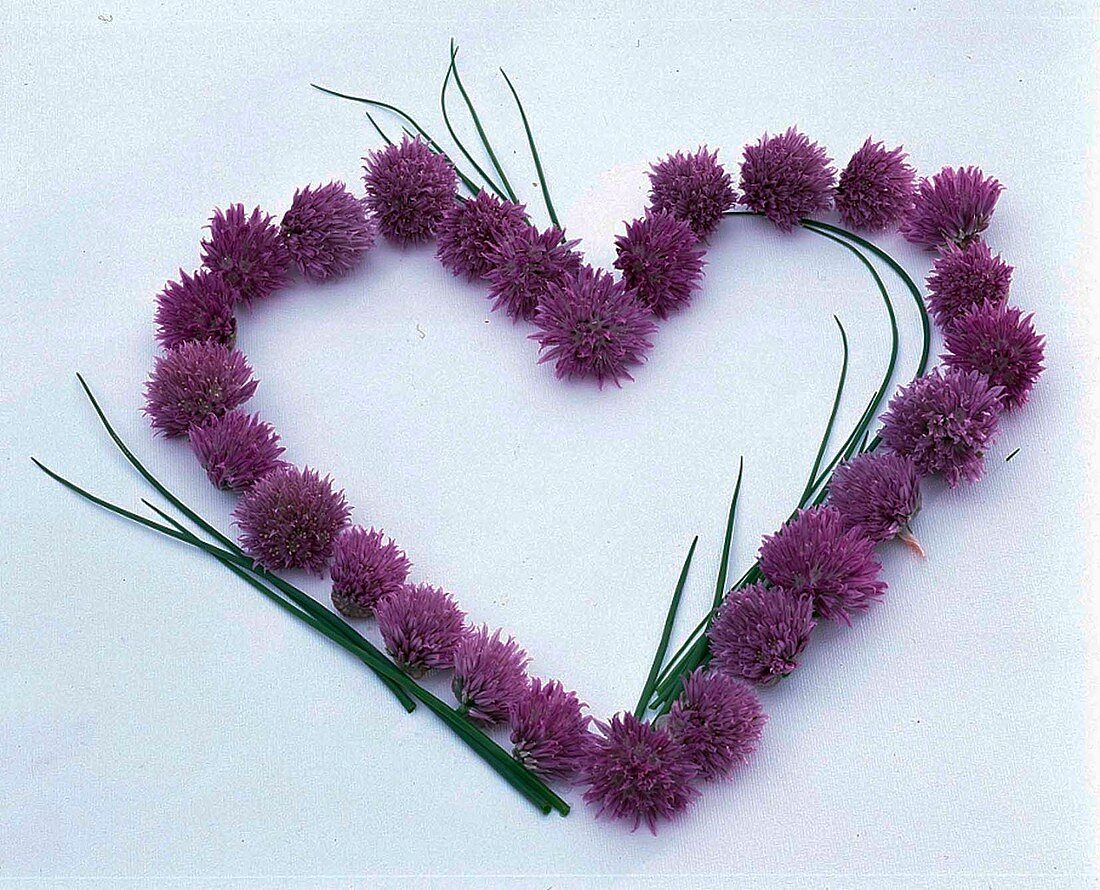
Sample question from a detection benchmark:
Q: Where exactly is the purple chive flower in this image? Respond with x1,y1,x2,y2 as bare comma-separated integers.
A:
188,410,285,492
827,452,923,545
834,138,917,232
362,136,457,246
485,224,584,322
154,268,237,350
943,303,1045,411
233,466,350,573
738,127,836,231
900,166,1004,249
925,240,1014,330
509,678,595,781
613,211,706,319
375,583,466,677
647,146,736,239
582,712,700,834
760,506,886,624
451,626,530,724
329,527,411,618
201,204,292,306
665,668,766,781
530,265,657,388
708,582,816,684
142,342,258,438
436,191,528,280
279,181,377,282
878,368,1003,487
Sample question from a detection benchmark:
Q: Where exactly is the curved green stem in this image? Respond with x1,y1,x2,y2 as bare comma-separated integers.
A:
441,42,507,200
798,316,849,505
633,536,697,718
447,42,519,203
499,68,560,227
312,83,480,195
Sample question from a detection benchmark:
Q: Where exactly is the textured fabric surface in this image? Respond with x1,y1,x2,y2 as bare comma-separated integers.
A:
1,1,1095,885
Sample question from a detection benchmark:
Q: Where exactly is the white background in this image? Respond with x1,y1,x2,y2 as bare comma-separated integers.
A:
2,2,1097,886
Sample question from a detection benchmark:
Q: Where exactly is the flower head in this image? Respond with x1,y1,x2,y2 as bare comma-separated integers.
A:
375,583,466,677
485,224,584,322
738,127,836,231
201,204,292,306
708,582,816,683
925,240,1013,330
530,265,657,388
760,506,886,623
665,668,766,781
154,268,237,350
233,466,350,573
613,211,706,319
647,146,736,239
943,303,1045,411
280,181,377,281
329,527,411,618
188,410,285,491
582,712,699,834
143,341,258,437
834,138,916,232
878,368,1003,486
827,451,923,544
362,136,457,246
509,678,594,781
436,191,528,280
452,626,530,724
900,166,1003,249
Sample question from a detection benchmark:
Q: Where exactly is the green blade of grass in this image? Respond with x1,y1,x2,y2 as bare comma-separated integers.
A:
34,455,567,816
798,317,849,506
633,536,698,718
441,41,508,200
312,83,480,195
449,42,518,203
498,67,559,228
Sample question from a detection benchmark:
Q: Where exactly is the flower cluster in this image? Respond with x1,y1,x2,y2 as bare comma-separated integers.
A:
363,135,457,245
509,679,594,781
739,127,836,231
453,626,530,724
143,341,258,437
531,265,657,388
665,669,766,781
234,466,351,573
154,269,237,350
189,410,285,492
330,527,411,618
827,452,922,544
760,506,886,624
900,166,1003,249
486,224,583,322
280,182,378,281
613,211,706,319
925,240,1013,330
647,146,736,239
942,303,1044,411
878,368,1003,487
437,191,528,280
709,582,815,684
201,204,292,306
834,138,916,232
582,712,700,834
375,583,467,676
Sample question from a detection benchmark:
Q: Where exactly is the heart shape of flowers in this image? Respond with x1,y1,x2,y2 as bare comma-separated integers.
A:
39,47,1045,835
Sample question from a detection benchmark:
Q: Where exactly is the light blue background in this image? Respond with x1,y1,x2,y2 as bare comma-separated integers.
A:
1,1,1095,885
